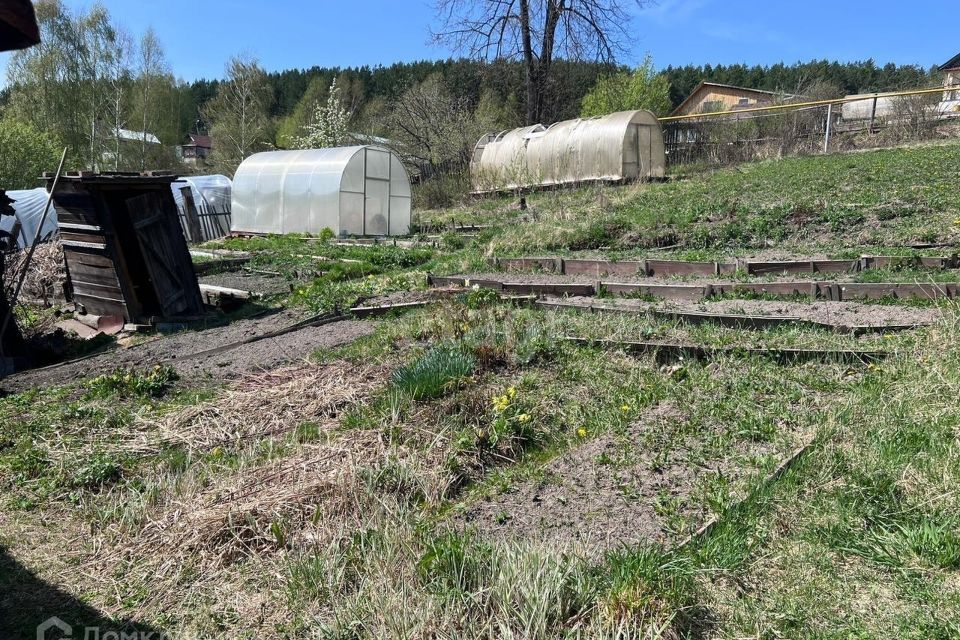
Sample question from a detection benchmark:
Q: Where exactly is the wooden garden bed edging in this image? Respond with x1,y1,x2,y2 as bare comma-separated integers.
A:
490,254,959,278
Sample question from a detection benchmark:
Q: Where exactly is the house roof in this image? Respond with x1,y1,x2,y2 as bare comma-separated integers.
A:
940,53,960,71
671,81,780,116
185,134,212,149
115,128,161,145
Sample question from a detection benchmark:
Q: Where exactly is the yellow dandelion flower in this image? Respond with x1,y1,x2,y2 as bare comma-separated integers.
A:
507,386,517,399
620,404,631,413
517,414,530,423
576,427,588,438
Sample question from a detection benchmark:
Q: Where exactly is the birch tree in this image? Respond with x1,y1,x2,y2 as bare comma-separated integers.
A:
203,55,273,175
133,28,170,170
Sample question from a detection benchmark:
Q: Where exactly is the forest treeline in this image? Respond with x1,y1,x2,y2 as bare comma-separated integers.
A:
0,0,938,187
191,57,937,138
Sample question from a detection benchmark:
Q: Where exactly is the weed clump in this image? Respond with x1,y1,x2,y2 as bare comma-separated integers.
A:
85,364,179,399
392,344,476,400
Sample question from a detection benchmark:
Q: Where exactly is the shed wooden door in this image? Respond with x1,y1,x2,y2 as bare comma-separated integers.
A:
125,191,192,317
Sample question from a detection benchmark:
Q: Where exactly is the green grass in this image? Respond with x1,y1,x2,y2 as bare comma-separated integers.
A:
418,142,960,259
5,142,960,638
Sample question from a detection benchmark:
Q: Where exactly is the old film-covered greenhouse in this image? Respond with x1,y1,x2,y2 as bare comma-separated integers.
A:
471,110,665,192
231,146,411,237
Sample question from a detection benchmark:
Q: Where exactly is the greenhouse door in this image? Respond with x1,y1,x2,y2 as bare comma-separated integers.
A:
364,178,389,235
636,125,653,177
363,148,391,236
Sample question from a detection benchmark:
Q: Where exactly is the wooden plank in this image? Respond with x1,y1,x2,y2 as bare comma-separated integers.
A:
501,282,595,296
428,275,466,287
61,239,107,251
645,259,717,277
66,267,121,289
563,259,645,277
812,260,858,273
68,279,123,297
350,300,431,318
497,257,561,273
717,262,739,275
748,261,815,275
60,230,107,245
58,222,102,233
728,282,816,297
601,282,709,300
180,186,203,244
51,191,101,226
464,278,504,290
64,249,114,269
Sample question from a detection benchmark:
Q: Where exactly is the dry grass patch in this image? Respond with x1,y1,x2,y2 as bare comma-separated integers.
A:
148,361,390,452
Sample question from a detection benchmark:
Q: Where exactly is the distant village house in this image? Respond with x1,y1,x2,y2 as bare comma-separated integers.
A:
178,133,212,167
940,52,960,110
671,82,781,117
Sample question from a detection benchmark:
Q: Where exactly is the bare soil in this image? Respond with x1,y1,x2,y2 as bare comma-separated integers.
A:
458,271,857,286
554,295,940,328
1,308,373,393
462,404,783,554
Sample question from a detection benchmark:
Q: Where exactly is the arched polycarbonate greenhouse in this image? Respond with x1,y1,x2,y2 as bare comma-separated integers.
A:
231,146,411,237
0,188,61,248
471,110,665,192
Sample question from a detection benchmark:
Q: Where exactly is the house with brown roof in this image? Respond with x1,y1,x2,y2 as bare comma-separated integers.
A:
178,133,212,167
671,82,781,117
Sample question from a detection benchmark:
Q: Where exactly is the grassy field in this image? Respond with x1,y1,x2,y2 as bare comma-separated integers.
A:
3,141,960,638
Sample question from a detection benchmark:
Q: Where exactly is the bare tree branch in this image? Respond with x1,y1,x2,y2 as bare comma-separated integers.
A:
431,0,648,123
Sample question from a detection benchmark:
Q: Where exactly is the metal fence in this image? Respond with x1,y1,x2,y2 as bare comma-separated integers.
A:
661,85,960,167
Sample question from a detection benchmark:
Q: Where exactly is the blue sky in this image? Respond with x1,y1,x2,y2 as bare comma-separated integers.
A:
1,0,955,81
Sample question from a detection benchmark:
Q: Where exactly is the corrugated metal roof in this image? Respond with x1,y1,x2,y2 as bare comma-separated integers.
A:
116,128,161,145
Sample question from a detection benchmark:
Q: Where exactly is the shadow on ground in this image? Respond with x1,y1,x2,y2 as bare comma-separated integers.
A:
0,546,164,639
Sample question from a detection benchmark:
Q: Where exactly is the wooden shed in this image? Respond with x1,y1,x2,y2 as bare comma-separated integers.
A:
48,172,204,323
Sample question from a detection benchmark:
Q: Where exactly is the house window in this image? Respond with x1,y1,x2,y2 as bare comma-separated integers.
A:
738,98,750,106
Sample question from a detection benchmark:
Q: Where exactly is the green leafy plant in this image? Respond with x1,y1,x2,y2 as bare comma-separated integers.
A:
392,344,476,400
85,365,179,399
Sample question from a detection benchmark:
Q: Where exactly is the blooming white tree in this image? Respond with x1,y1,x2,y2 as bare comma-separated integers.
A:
295,78,351,149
